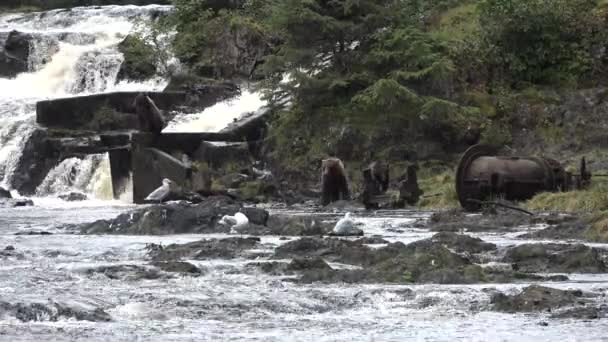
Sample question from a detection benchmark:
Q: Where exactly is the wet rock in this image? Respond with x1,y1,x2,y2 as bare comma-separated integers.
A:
0,198,34,208
0,300,111,322
503,243,606,273
58,191,88,201
275,237,490,284
428,208,533,233
0,246,24,259
520,219,589,241
0,30,58,78
0,187,11,199
266,214,332,236
429,208,465,223
491,285,587,313
147,237,261,261
550,306,606,319
424,232,497,254
80,196,269,235
356,236,389,244
9,129,60,195
150,261,203,275
250,257,332,276
14,231,52,235
84,264,164,281
230,223,272,235
289,257,332,271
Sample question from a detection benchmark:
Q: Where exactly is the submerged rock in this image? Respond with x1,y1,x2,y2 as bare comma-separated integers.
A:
58,191,88,201
428,208,533,233
147,237,262,261
503,243,606,273
265,214,332,236
550,306,606,319
84,264,164,281
491,285,588,313
424,232,497,254
150,261,204,275
0,300,111,322
0,198,33,208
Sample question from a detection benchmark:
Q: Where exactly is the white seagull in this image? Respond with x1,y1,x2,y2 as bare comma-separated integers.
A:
332,212,363,236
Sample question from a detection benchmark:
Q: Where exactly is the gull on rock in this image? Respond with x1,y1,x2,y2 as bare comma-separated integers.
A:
219,212,249,230
331,212,363,236
144,178,176,203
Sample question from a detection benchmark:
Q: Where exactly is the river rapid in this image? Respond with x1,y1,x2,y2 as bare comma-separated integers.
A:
0,4,608,342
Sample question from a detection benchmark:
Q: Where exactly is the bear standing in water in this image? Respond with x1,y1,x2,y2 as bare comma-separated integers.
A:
320,157,350,205
134,92,165,135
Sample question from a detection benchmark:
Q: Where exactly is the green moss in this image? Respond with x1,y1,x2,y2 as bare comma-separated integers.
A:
90,105,129,131
117,34,157,80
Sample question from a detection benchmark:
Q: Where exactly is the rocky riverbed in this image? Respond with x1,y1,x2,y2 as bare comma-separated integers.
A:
1,198,608,341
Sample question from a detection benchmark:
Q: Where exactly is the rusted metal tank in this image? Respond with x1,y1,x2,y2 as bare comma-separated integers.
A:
455,145,575,211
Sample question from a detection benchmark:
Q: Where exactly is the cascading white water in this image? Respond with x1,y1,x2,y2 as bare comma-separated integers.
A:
0,5,267,201
0,5,171,197
165,89,268,133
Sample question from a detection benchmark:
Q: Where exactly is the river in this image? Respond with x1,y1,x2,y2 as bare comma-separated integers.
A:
0,4,607,342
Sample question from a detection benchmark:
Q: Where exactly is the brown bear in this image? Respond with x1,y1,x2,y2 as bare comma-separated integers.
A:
397,164,423,206
134,92,165,135
320,157,350,205
361,161,390,209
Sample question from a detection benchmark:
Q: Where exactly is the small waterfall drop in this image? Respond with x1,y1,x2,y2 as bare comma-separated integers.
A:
0,5,170,199
165,89,268,133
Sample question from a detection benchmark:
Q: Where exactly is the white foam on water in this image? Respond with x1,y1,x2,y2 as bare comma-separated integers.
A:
165,89,267,133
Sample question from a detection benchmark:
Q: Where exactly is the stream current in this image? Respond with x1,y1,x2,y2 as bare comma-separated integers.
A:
0,4,607,342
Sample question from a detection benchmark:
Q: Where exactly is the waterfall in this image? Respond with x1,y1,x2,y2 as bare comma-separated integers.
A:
165,89,268,133
0,4,267,201
0,5,171,198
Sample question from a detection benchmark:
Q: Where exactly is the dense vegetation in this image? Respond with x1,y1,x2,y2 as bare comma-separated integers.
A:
141,0,608,208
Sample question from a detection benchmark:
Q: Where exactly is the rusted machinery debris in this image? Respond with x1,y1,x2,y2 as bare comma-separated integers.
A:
455,145,591,211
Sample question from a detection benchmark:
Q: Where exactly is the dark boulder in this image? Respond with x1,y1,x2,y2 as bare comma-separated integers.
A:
249,256,332,276
150,261,204,275
0,31,29,78
0,187,11,198
147,237,261,261
58,191,88,201
79,196,269,235
10,129,60,195
0,300,112,322
550,306,606,319
503,243,606,273
423,232,497,254
0,198,34,208
491,285,587,313
83,264,164,281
